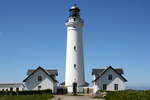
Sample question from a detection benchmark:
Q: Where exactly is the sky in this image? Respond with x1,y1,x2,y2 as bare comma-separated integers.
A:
0,0,150,88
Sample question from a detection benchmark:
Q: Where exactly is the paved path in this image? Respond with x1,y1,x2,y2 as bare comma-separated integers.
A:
50,95,104,100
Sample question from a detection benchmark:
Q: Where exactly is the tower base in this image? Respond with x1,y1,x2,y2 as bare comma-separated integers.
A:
67,86,84,93
64,81,89,93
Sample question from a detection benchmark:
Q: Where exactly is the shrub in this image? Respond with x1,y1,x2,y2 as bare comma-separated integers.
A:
0,89,52,95
0,94,54,100
105,90,150,100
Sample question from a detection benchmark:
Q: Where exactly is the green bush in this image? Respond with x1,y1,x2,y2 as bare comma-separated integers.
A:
0,94,54,100
0,89,52,95
92,96,104,99
105,90,150,100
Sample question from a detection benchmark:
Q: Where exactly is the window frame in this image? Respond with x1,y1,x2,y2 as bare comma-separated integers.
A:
38,85,42,90
114,84,118,90
74,46,77,51
103,84,107,90
108,74,112,80
16,87,19,92
38,75,42,82
10,87,13,91
74,64,77,69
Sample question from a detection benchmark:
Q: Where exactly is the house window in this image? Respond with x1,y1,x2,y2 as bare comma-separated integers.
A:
108,74,112,80
73,18,76,21
16,88,19,92
103,84,107,90
38,85,41,90
38,76,42,82
10,87,13,91
114,84,118,90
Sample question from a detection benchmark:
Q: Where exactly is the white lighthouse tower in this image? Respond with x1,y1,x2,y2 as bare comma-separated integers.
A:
65,4,87,93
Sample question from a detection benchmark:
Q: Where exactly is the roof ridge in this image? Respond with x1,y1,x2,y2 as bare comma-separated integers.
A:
23,67,58,83
92,67,127,82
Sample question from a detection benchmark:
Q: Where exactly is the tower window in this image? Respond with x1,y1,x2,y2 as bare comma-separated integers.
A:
74,64,77,68
74,46,77,51
38,76,42,82
108,74,112,80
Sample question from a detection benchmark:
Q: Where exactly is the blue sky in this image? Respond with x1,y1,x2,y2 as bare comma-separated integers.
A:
0,0,150,87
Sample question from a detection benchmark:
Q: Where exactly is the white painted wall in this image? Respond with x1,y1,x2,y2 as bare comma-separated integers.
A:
93,68,126,93
0,84,24,91
65,6,85,93
24,68,57,93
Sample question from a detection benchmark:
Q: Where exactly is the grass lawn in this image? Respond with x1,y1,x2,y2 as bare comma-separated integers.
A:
105,90,150,100
0,95,54,100
92,96,105,99
93,90,150,100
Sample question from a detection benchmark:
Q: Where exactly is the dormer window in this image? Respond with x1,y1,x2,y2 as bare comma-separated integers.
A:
108,74,112,80
38,76,42,82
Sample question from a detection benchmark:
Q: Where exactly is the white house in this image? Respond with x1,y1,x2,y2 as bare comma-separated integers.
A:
0,83,24,91
92,66,127,93
23,66,58,93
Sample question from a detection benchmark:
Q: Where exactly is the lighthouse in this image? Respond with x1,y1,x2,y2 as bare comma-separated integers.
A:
65,4,87,93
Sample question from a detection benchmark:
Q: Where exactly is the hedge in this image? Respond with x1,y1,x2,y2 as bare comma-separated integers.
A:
105,90,150,100
0,94,54,100
0,89,52,95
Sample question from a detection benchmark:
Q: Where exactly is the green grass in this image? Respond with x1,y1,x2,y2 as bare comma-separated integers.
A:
92,96,104,99
105,90,150,100
0,94,54,100
92,90,150,100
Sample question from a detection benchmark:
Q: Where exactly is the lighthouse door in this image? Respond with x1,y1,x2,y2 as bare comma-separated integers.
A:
73,82,77,94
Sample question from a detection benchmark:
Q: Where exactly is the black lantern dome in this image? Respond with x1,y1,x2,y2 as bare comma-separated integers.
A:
69,4,80,17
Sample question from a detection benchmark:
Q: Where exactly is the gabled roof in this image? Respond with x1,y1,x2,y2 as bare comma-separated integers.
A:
23,66,58,83
27,69,58,76
92,68,124,75
92,66,127,82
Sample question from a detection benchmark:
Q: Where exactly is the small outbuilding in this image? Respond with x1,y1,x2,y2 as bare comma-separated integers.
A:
23,66,58,93
0,83,24,91
92,66,127,93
